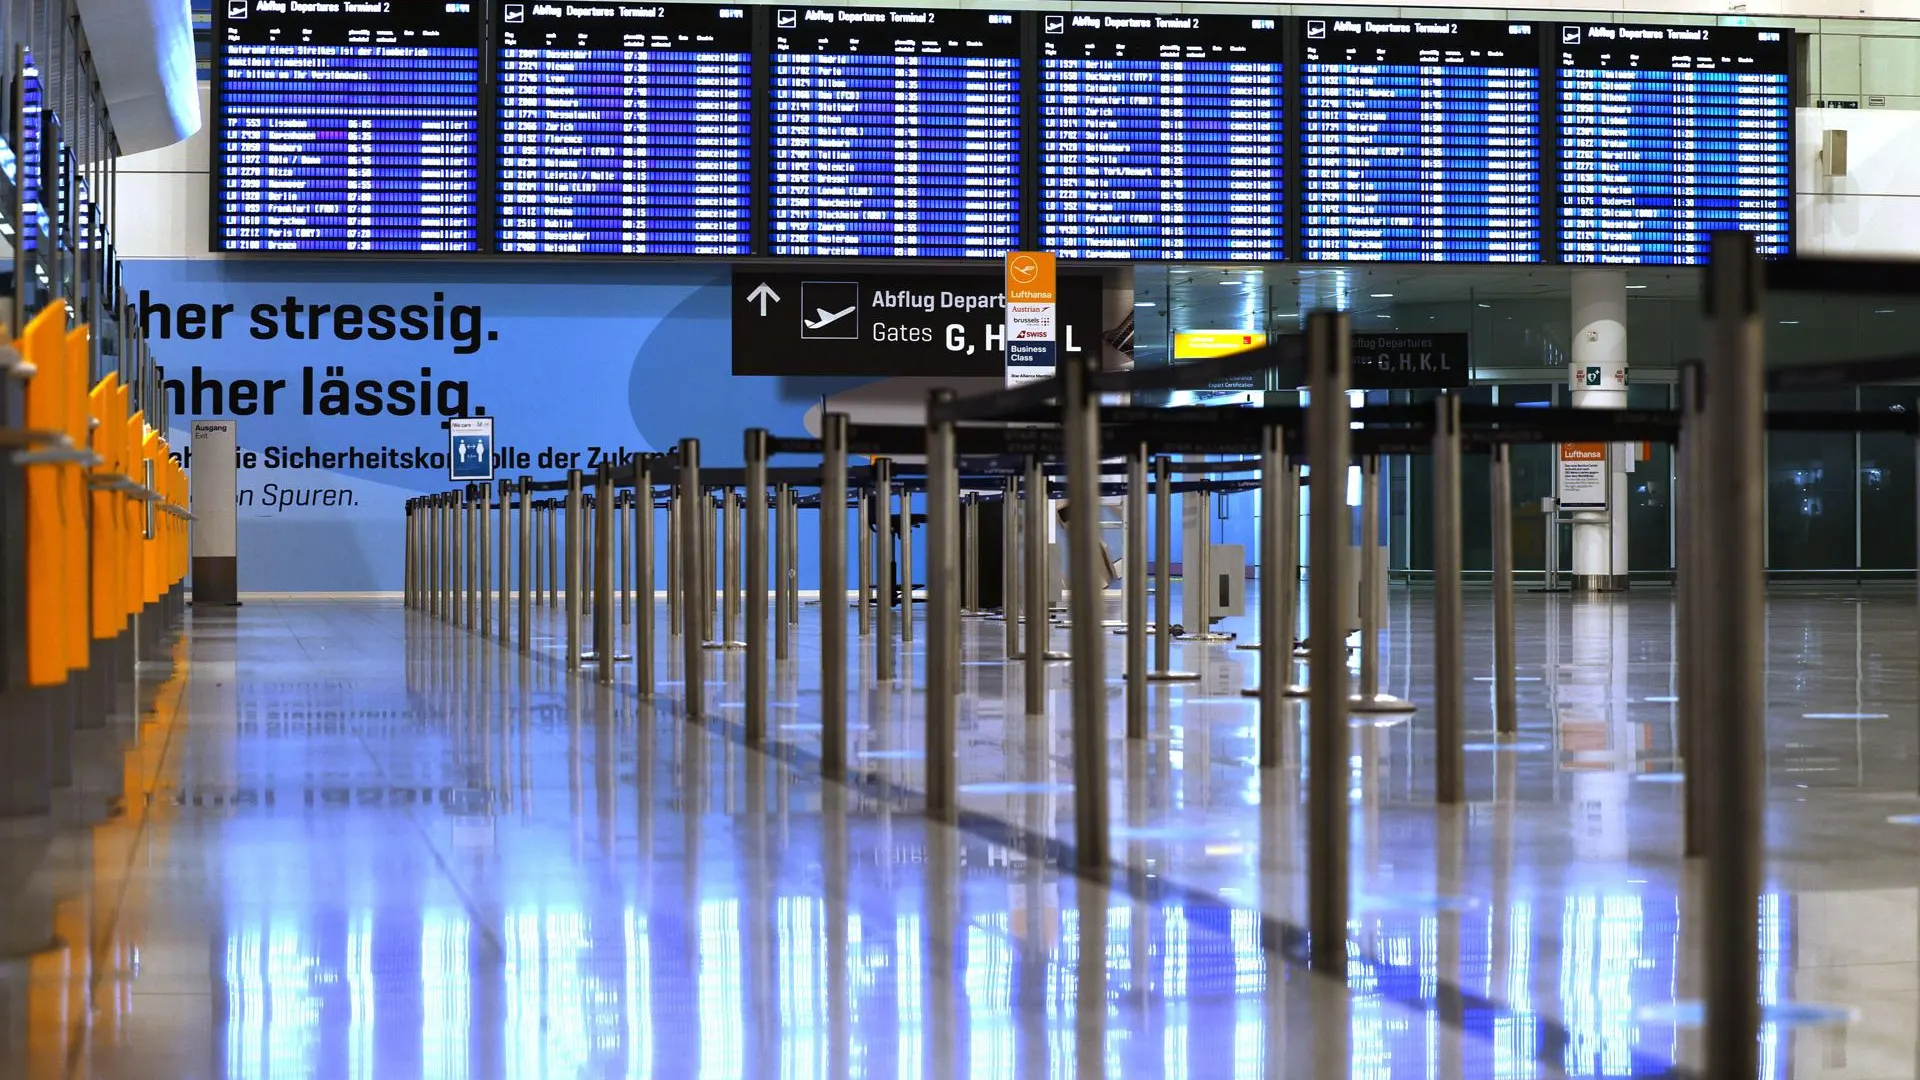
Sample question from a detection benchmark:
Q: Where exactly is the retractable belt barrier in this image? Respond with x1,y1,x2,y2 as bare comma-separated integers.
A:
401,246,1920,1080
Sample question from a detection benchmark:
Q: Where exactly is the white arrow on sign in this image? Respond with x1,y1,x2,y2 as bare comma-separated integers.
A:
746,283,781,316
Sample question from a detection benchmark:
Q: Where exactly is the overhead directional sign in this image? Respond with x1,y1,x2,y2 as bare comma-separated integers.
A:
731,269,1105,377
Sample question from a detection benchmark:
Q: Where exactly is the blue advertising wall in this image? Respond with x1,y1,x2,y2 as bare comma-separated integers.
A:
129,260,859,592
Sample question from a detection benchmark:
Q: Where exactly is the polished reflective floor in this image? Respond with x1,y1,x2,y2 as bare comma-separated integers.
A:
9,584,1920,1078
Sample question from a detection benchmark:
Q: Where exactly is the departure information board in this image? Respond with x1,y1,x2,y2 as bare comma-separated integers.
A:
1557,24,1792,265
1301,18,1541,263
768,7,1020,258
495,2,751,256
1039,13,1285,261
213,0,482,253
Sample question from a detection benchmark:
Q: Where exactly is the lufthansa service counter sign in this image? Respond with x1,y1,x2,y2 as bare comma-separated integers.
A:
1350,333,1470,390
731,268,1103,377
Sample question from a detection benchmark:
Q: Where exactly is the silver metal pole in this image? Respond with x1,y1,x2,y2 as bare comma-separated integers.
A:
1024,457,1048,715
926,391,958,822
1306,310,1352,978
459,490,472,629
667,486,681,636
1125,442,1148,740
565,469,584,671
963,494,981,615
1702,231,1764,1080
1064,355,1110,873
876,458,895,683
821,415,849,778
620,482,632,626
498,480,510,641
775,483,792,661
1149,457,1196,681
1351,456,1413,714
481,482,493,640
1491,444,1518,736
857,482,871,636
721,487,742,648
405,502,415,609
1003,477,1020,657
594,464,615,682
704,494,719,644
899,481,914,645
745,429,769,746
785,486,800,628
1433,395,1465,804
678,439,704,719
547,500,559,607
1258,425,1285,765
634,459,655,696
517,477,532,653
1679,362,1706,858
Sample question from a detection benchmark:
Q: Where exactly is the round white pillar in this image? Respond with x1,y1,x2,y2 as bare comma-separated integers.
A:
1567,270,1629,592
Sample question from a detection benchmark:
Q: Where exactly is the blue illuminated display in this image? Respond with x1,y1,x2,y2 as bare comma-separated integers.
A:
494,2,751,256
1039,13,1285,261
1302,18,1541,263
1557,25,1792,265
769,7,1021,259
213,0,482,253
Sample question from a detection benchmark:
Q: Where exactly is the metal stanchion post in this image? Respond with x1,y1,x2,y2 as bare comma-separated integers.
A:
517,477,532,653
565,469,585,671
457,491,471,629
1351,456,1413,714
1433,396,1465,803
704,493,720,643
745,429,769,746
1306,310,1352,977
498,480,510,641
679,439,704,719
1125,442,1148,740
594,463,616,681
634,458,655,695
926,391,958,822
1257,425,1286,764
821,414,849,777
1003,477,1020,658
899,483,914,645
1024,456,1049,714
774,484,791,660
404,502,415,608
1064,355,1110,873
481,482,493,640
1679,363,1706,857
620,486,632,627
1490,444,1518,735
876,458,894,682
547,499,560,607
857,482,871,636
668,485,681,636
962,494,981,615
1149,456,1197,681
784,486,800,628
709,487,745,650
1702,231,1764,1080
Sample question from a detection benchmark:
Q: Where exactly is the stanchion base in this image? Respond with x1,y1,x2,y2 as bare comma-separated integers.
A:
1348,693,1418,714
1110,624,1157,636
701,641,748,651
1282,683,1310,698
1010,651,1072,662
1181,632,1235,643
1145,670,1201,682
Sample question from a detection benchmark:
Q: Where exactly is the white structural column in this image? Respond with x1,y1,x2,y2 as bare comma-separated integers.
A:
1568,269,1630,591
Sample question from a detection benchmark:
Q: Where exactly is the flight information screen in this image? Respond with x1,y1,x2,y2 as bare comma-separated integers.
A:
1038,13,1284,261
495,2,751,256
768,7,1020,258
213,0,482,253
1557,24,1792,265
1301,18,1541,263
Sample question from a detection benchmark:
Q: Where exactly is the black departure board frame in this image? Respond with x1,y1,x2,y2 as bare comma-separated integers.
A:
1298,16,1544,264
1037,10,1287,262
201,9,1797,266
210,0,485,254
493,0,755,256
766,5,1024,259
1551,22,1795,266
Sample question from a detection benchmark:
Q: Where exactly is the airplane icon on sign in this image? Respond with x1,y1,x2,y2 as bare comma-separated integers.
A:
805,305,855,331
